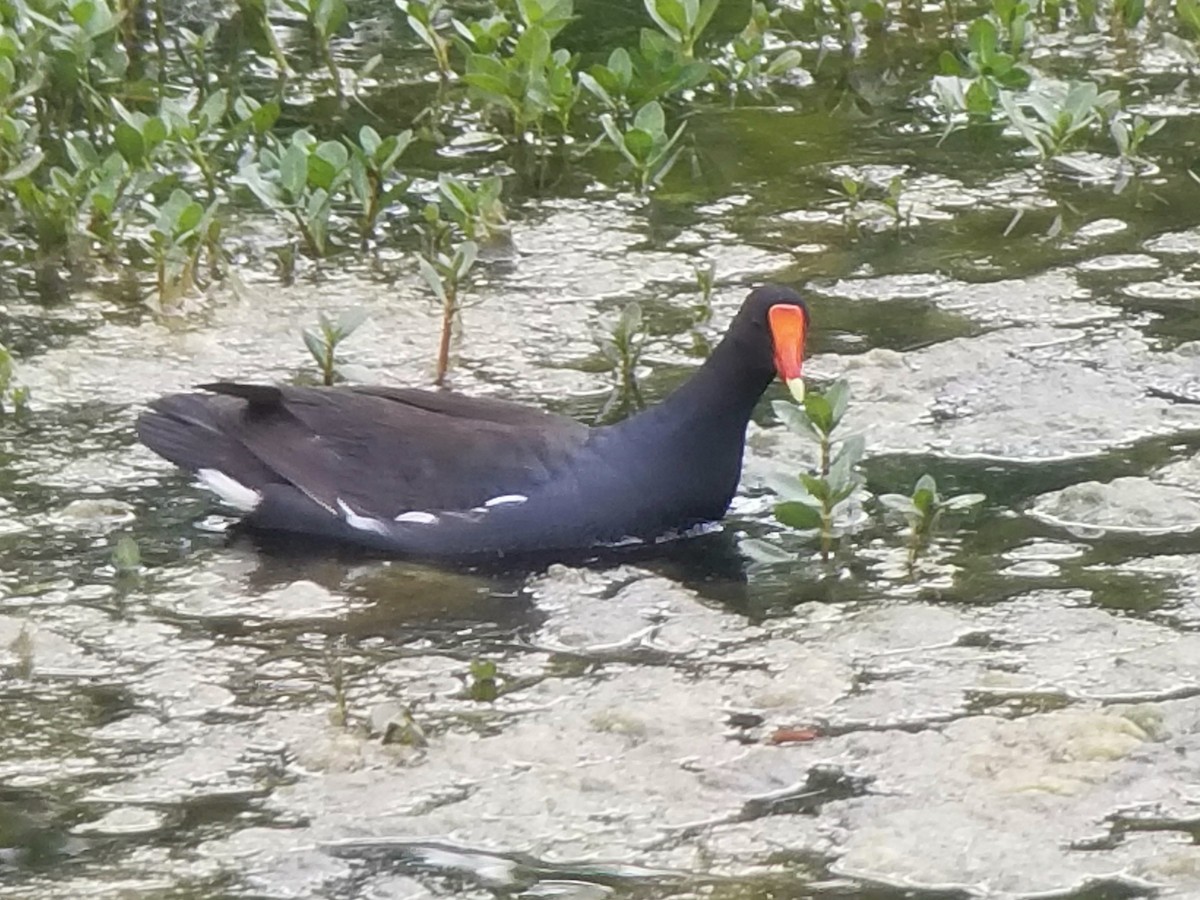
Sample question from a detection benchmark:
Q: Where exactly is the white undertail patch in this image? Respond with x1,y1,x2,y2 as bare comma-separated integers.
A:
336,499,389,535
395,510,439,525
197,469,261,512
484,494,528,508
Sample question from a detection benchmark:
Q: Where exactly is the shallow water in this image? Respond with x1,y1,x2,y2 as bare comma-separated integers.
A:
5,4,1200,899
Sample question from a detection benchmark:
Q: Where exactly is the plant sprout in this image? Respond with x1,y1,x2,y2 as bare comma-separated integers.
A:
764,380,865,559
303,309,370,386
595,300,647,420
879,474,986,568
0,342,30,416
599,101,687,192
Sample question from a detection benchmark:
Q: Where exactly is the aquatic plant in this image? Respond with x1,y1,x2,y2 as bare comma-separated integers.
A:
767,380,866,559
398,0,455,77
468,658,500,702
998,80,1120,159
644,0,720,59
461,0,579,148
237,130,351,256
1109,113,1164,162
280,0,349,98
712,2,804,94
346,127,415,243
595,300,647,420
417,206,478,386
879,474,986,568
599,101,687,192
935,18,1032,125
303,309,370,386
0,343,30,417
110,535,142,575
436,174,507,243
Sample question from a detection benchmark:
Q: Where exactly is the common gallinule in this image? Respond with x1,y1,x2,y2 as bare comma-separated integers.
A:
138,285,809,557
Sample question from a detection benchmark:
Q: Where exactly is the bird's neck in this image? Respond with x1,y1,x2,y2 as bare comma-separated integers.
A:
614,337,775,442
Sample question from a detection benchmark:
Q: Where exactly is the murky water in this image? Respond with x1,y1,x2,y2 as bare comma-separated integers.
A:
5,4,1200,899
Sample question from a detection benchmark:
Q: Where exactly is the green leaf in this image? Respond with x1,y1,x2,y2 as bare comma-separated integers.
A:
738,537,795,564
938,50,963,76
775,500,824,530
600,114,638,165
359,125,381,156
633,100,666,135
453,240,478,279
802,392,832,434
176,199,204,234
315,139,349,171
799,474,831,504
251,100,280,133
968,18,998,62
825,379,850,428
942,493,986,510
645,0,685,42
307,154,338,191
624,128,654,162
235,164,283,210
1,148,44,182
763,470,811,502
198,88,228,128
280,143,308,198
771,399,822,443
336,307,369,335
832,433,865,470
609,46,633,86
418,256,447,303
303,328,328,364
578,71,614,107
114,122,145,166
766,48,802,76
914,473,937,497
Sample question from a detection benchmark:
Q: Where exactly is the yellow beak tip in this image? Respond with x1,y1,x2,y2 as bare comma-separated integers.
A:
787,378,806,403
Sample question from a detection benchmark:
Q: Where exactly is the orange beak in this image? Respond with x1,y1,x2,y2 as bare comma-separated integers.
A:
768,304,808,402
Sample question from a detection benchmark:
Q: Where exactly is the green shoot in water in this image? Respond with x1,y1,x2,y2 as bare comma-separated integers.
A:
765,379,865,560
879,474,986,569
595,300,647,421
303,309,370,386
0,343,30,417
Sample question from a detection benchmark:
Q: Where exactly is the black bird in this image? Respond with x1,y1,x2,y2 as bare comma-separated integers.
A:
137,285,810,557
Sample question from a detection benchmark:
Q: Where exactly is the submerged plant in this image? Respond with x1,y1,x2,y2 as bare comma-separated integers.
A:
468,658,500,701
111,535,142,575
303,309,370,385
879,474,986,568
0,342,30,416
765,380,865,559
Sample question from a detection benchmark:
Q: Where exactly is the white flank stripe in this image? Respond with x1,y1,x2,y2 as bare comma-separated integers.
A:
337,499,389,535
197,469,261,512
395,510,438,525
484,494,528,508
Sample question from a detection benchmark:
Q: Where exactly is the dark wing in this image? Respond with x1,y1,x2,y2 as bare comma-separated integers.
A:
138,382,589,518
